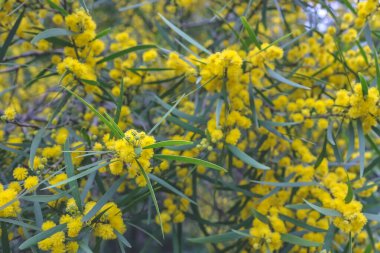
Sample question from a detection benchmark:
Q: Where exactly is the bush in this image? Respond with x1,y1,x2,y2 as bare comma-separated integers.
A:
0,0,380,252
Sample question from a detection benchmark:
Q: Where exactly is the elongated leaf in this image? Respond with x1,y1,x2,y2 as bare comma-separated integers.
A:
228,145,270,170
374,50,380,92
97,44,156,64
364,213,380,222
63,87,124,139
82,175,127,222
21,191,69,203
278,214,326,233
148,94,185,135
0,9,24,61
43,161,109,190
115,230,132,248
158,14,211,55
29,128,45,170
323,223,336,251
345,174,354,203
215,99,223,128
357,119,366,177
327,120,335,145
64,138,83,211
135,160,164,237
143,140,193,149
281,233,321,247
188,230,249,243
304,199,341,217
46,0,68,16
267,69,310,90
31,28,72,45
252,180,317,187
149,174,196,205
153,154,225,171
1,223,10,253
94,27,112,41
358,73,368,96
251,209,269,224
0,218,39,231
240,16,261,48
79,0,89,13
314,134,327,169
19,224,67,250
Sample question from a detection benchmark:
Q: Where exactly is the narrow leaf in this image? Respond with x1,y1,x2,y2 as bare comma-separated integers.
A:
228,145,270,170
153,154,225,171
31,28,72,45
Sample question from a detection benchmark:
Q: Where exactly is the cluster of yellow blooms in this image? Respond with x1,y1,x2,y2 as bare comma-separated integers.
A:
0,0,380,252
334,84,380,132
104,129,155,186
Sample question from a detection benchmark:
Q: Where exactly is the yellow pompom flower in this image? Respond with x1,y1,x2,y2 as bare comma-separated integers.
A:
24,176,39,190
3,106,16,121
13,167,28,181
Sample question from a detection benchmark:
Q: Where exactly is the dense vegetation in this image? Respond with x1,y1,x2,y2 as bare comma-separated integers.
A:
0,0,380,252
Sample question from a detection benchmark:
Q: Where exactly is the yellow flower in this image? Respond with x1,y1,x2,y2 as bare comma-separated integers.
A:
3,106,16,121
13,167,28,181
24,176,39,190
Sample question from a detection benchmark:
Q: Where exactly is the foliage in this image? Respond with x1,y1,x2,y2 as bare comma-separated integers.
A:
0,0,380,252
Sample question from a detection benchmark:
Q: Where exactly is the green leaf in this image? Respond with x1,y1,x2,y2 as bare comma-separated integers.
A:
153,154,226,171
20,191,70,203
356,41,369,65
303,199,341,217
215,98,223,128
251,209,269,224
113,78,124,125
323,223,337,251
167,116,204,135
364,213,380,222
0,218,39,231
143,140,193,149
158,13,211,55
46,0,68,16
281,233,321,247
374,50,380,92
278,214,327,233
135,159,164,238
267,69,310,90
29,128,45,170
64,138,83,212
345,173,354,203
119,0,157,12
43,161,109,190
149,174,196,205
148,94,185,135
19,224,67,250
240,16,261,49
327,120,335,145
115,230,132,248
63,87,124,139
79,0,89,13
188,230,249,243
251,180,317,187
227,145,270,170
0,9,24,61
97,44,156,64
341,0,357,14
31,28,72,45
358,73,368,96
314,134,327,169
1,223,10,253
357,119,366,177
93,27,112,41
82,175,127,222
